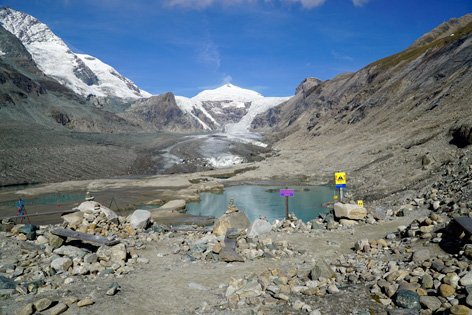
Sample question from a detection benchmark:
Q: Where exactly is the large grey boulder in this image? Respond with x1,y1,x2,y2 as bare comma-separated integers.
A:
334,203,367,220
246,219,272,238
309,259,336,280
51,257,72,272
129,210,151,230
213,211,250,236
61,211,84,226
213,199,251,235
75,201,118,223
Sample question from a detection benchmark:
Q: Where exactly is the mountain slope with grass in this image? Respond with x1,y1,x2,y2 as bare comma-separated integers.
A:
244,14,472,199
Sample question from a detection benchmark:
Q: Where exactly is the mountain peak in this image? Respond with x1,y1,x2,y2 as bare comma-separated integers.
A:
0,7,150,99
193,83,264,102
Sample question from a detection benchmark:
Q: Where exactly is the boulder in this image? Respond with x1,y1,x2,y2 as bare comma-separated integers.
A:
213,211,250,236
48,233,64,249
334,203,367,220
129,210,151,230
33,298,53,312
247,219,272,238
219,248,245,262
309,259,336,280
61,212,84,226
370,207,387,220
159,200,186,211
75,201,118,223
51,257,72,272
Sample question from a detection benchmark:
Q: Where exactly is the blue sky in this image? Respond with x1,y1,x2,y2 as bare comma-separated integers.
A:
1,0,471,97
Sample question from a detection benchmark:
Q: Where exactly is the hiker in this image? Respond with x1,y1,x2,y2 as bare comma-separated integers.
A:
17,199,25,223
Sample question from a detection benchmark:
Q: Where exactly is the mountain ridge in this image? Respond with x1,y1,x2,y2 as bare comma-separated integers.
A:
0,6,150,100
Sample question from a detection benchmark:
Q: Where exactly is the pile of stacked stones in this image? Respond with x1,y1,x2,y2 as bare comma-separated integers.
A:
174,229,303,263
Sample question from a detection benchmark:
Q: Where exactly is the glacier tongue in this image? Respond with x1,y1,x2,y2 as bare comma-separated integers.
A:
0,7,150,99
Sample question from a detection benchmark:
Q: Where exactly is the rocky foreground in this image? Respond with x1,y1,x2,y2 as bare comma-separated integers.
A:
0,157,472,315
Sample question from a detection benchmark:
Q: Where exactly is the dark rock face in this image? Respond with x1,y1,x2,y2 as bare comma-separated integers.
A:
126,92,209,132
295,77,322,95
450,120,472,148
72,57,99,86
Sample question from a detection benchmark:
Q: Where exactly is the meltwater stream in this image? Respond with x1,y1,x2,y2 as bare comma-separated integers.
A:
186,185,338,223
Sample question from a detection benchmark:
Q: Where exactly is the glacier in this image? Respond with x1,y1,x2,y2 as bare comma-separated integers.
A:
0,7,150,99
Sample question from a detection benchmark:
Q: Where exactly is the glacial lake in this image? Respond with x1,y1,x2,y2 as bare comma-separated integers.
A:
186,185,338,223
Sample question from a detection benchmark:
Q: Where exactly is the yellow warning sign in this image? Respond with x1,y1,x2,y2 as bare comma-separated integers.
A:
357,200,364,207
335,172,346,185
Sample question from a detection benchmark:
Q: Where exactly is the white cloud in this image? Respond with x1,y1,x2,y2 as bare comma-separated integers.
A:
331,50,353,61
222,74,233,84
167,0,325,9
281,0,326,9
167,0,257,9
197,40,221,68
352,0,369,7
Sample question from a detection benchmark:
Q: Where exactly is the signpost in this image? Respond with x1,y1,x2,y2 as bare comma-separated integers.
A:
335,172,346,202
357,200,364,207
280,188,294,219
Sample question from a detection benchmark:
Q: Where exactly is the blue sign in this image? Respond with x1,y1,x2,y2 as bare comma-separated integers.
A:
336,184,346,188
280,189,294,197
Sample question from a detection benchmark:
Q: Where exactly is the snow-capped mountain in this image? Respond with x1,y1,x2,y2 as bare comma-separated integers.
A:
0,6,150,99
175,84,290,132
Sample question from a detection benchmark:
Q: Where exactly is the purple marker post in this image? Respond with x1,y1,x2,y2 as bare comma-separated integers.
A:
280,188,294,219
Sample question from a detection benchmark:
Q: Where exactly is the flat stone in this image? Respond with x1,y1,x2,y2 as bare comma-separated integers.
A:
17,224,38,234
48,302,68,315
77,299,94,307
450,305,472,315
420,296,441,311
33,298,52,311
53,245,86,257
219,248,244,262
13,303,33,315
460,272,472,287
158,200,186,211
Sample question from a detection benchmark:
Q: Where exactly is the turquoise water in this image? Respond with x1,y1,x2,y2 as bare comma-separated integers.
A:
186,185,337,223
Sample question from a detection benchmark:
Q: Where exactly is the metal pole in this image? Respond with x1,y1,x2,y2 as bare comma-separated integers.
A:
340,187,343,203
285,186,289,219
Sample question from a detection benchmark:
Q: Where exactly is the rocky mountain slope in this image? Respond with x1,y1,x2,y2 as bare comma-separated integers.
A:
125,83,290,132
0,24,151,186
244,14,472,198
0,6,150,100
